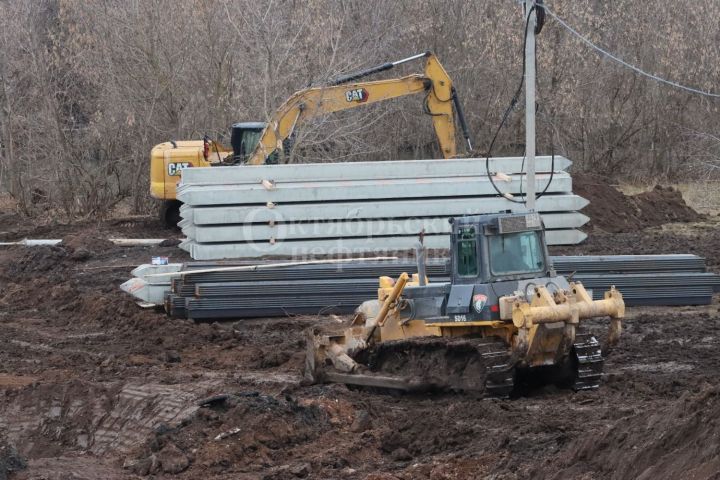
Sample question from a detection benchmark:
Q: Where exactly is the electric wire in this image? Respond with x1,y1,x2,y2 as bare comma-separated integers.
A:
484,5,555,204
488,1,718,206
539,3,720,99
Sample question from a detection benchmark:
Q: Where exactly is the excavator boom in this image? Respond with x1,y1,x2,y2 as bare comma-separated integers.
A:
248,52,464,164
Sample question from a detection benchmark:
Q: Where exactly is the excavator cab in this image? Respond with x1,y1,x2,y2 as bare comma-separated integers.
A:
228,122,271,163
229,122,293,164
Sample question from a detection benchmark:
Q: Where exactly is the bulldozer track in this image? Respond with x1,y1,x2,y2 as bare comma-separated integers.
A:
483,350,516,399
360,336,516,397
309,330,608,397
572,331,604,391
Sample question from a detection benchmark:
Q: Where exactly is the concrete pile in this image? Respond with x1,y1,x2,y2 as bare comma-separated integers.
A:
176,156,587,260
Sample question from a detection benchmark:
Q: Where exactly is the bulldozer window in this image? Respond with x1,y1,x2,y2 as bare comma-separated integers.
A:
456,227,478,277
489,231,545,276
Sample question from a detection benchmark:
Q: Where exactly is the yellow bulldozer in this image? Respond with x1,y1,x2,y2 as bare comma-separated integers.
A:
305,212,624,397
149,52,472,226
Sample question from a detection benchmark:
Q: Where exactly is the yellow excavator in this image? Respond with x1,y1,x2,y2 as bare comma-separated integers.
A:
149,52,472,227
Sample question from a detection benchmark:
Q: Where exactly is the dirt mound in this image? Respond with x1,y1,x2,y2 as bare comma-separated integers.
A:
355,337,504,392
0,246,69,282
0,242,186,328
0,212,22,233
0,215,173,243
61,234,114,255
632,185,703,225
552,386,720,480
573,173,703,233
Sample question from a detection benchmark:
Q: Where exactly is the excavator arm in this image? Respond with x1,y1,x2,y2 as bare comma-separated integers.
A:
247,52,471,164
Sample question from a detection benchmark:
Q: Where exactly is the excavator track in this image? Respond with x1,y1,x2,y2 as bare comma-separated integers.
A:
571,331,604,391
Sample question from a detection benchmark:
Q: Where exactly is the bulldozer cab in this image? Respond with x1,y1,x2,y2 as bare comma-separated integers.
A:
450,212,553,285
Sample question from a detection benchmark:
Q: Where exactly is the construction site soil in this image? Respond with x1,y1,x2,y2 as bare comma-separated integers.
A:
1,181,719,479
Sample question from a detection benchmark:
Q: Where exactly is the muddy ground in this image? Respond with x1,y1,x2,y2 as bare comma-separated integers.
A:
1,184,720,479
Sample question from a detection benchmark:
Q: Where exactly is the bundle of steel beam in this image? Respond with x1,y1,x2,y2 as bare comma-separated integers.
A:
172,259,449,286
550,254,707,273
595,286,715,306
175,156,591,260
574,272,720,289
147,254,719,319
183,296,370,319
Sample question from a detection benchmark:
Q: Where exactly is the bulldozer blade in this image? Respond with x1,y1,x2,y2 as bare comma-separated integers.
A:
323,372,444,392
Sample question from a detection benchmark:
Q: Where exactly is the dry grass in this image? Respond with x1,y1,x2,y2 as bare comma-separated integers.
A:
0,193,18,212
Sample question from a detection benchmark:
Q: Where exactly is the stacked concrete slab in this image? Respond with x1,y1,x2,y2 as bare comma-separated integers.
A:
177,156,587,260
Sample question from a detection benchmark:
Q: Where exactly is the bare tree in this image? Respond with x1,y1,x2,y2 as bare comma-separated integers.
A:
0,0,718,219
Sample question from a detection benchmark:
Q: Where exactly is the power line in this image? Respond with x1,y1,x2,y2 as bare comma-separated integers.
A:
540,4,720,99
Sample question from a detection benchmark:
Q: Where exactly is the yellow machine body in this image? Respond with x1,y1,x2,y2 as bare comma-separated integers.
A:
149,140,231,201
307,273,624,394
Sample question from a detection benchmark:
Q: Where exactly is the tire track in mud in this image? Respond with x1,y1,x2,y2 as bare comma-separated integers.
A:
1,378,225,457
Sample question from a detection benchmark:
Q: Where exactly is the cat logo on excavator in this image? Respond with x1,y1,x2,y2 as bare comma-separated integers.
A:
345,88,369,103
167,162,191,176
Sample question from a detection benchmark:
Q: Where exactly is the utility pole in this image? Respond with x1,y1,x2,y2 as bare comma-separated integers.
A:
524,0,537,211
